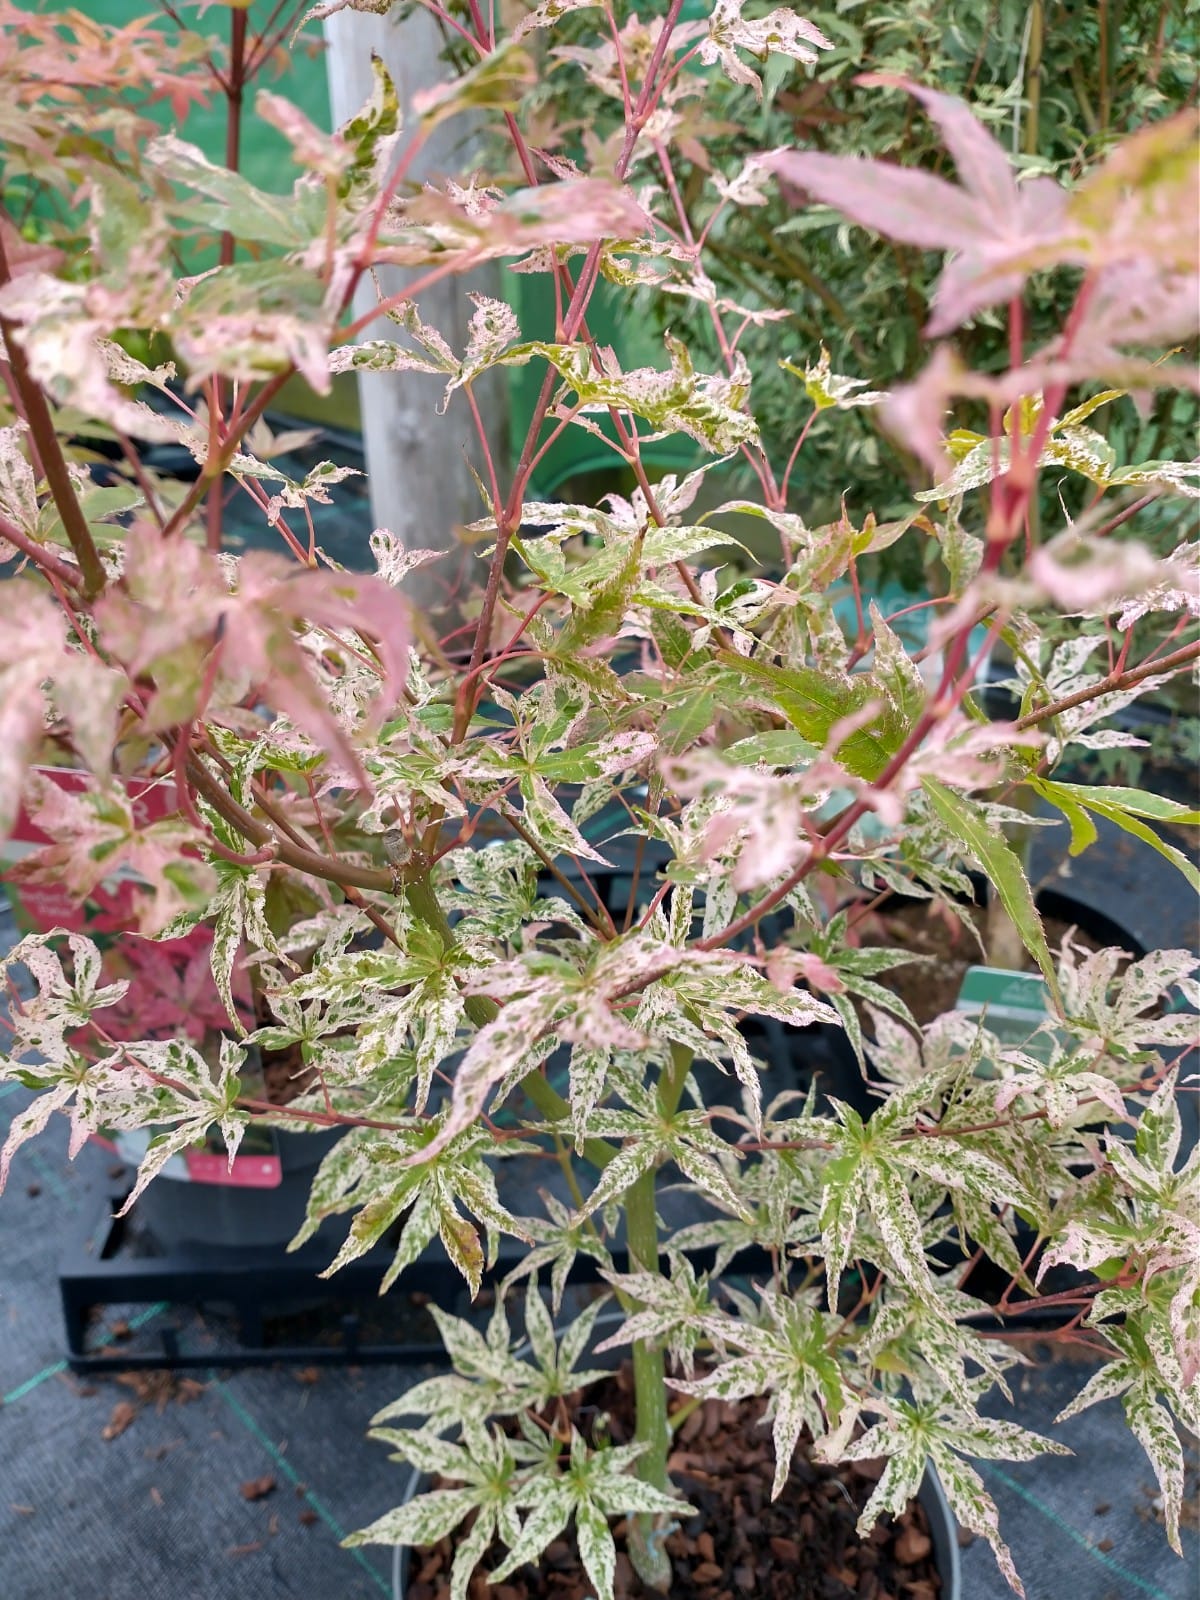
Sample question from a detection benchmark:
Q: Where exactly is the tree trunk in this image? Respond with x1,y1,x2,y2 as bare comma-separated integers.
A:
323,9,508,621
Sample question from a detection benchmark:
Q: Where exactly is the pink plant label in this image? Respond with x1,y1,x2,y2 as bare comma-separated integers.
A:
183,1150,283,1188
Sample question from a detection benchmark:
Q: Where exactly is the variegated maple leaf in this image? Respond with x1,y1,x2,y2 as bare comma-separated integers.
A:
292,1119,529,1297
96,528,410,783
700,0,831,97
348,1420,529,1600
670,1290,851,1498
370,1295,615,1440
766,78,1070,337
499,1189,613,1315
810,1068,1035,1311
1039,1070,1199,1404
596,1254,731,1376
0,580,123,838
841,1400,1069,1596
11,775,215,938
494,1430,690,1600
992,944,1199,1125
0,935,246,1207
1057,1297,1198,1559
411,935,700,1162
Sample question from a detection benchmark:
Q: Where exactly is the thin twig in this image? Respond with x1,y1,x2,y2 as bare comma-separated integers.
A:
0,511,84,590
0,231,107,597
1014,641,1200,730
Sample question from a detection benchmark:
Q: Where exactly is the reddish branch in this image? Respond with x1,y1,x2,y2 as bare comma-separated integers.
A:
184,754,395,894
0,229,107,597
0,511,84,590
1014,639,1200,729
455,0,691,703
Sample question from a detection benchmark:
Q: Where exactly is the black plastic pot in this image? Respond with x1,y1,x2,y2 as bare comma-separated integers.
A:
391,1455,961,1599
386,1311,961,1599
812,879,1150,1121
137,1124,343,1252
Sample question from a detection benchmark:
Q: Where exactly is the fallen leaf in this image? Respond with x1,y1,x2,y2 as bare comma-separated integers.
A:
227,1542,264,1557
294,1366,320,1386
102,1401,138,1440
298,1509,318,1528
11,1504,34,1515
143,1439,183,1461
240,1475,277,1501
116,1370,205,1412
149,1487,163,1507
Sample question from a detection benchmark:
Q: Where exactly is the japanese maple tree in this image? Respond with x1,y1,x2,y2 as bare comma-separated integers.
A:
0,2,1196,1596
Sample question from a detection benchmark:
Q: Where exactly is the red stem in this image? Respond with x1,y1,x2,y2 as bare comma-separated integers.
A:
0,511,84,590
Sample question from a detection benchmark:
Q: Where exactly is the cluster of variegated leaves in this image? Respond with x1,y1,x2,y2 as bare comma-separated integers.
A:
0,0,1197,1595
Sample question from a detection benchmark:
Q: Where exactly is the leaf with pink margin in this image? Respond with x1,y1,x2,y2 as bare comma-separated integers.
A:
511,0,602,42
0,423,38,536
0,581,125,839
257,90,353,179
859,73,1017,220
767,148,983,254
401,179,651,263
765,76,1071,337
0,1083,73,1193
411,40,535,132
98,532,409,783
12,775,216,937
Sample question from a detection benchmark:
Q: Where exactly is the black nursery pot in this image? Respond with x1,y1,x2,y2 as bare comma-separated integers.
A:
392,1466,961,1599
137,1124,342,1253
389,1315,963,1600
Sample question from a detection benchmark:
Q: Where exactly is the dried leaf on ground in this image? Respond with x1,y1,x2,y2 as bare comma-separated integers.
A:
101,1401,138,1440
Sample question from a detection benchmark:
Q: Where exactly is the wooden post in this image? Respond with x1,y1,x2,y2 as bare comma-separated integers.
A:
323,8,507,615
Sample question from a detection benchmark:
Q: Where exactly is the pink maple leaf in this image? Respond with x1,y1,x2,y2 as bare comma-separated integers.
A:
765,75,1070,336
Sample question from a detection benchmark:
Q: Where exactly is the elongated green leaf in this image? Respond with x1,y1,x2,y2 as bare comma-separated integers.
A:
1034,780,1200,894
923,779,1060,1006
1042,781,1200,826
1087,800,1200,894
1028,778,1098,856
558,534,643,653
